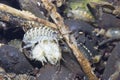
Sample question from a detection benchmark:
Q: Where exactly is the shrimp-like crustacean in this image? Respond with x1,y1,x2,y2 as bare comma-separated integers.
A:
22,26,62,65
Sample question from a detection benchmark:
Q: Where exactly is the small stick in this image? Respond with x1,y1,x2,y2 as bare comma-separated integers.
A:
0,11,54,32
0,3,57,29
41,0,98,80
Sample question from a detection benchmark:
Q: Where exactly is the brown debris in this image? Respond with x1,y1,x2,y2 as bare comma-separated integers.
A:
102,42,120,80
0,68,36,80
18,0,46,19
0,3,57,29
0,44,33,74
37,51,84,80
0,10,55,32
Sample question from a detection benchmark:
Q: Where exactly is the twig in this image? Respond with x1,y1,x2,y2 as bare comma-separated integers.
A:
41,0,98,80
0,3,57,29
0,11,54,32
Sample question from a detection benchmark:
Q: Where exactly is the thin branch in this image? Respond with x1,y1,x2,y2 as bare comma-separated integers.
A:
41,0,99,80
0,3,57,29
0,11,53,32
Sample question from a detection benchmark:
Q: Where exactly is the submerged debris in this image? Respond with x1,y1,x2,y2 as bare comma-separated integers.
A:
8,39,23,52
0,0,120,80
0,44,33,74
36,51,84,80
64,0,105,22
102,42,120,80
0,67,36,80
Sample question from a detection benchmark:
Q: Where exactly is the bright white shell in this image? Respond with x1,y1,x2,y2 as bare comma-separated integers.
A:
23,26,62,65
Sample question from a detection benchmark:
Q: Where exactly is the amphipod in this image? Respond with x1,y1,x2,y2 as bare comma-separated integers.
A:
22,26,62,65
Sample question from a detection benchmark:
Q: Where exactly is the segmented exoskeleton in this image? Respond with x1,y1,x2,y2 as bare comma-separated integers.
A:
23,26,62,65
